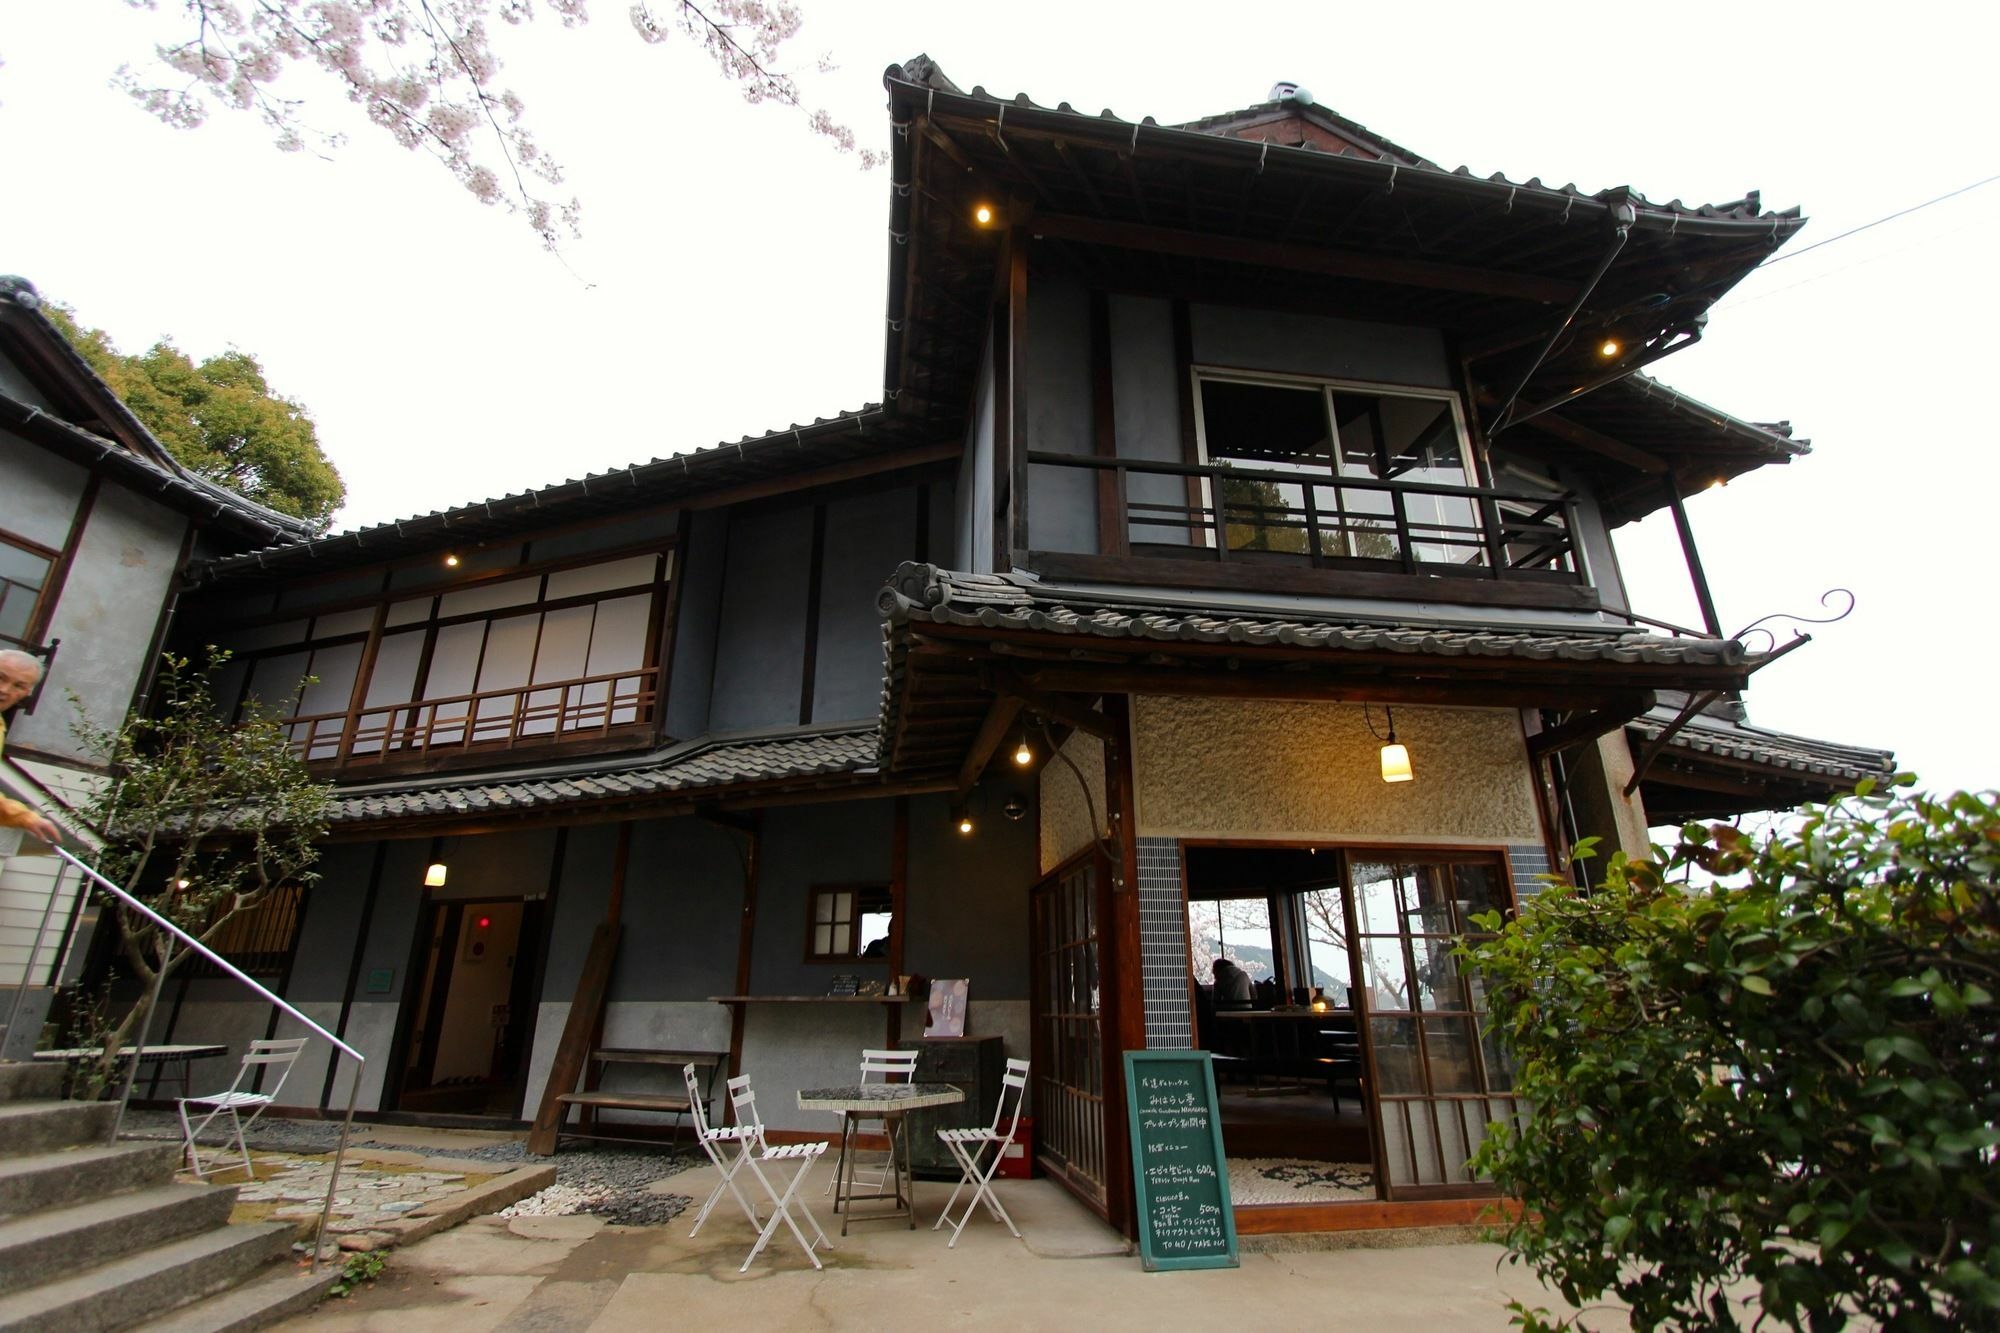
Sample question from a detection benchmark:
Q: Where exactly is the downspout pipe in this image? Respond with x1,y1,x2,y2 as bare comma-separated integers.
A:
1489,200,1637,436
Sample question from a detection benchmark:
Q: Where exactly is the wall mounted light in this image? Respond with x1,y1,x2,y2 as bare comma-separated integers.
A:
424,862,449,888
443,553,460,568
973,202,995,226
1366,704,1415,784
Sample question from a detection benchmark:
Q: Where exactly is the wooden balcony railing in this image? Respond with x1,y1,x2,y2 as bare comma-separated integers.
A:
284,667,659,769
1026,452,1584,584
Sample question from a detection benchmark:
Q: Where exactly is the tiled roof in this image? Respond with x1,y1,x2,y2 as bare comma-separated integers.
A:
889,57,1800,234
877,564,1754,668
1629,701,1894,786
198,403,955,583
322,726,879,827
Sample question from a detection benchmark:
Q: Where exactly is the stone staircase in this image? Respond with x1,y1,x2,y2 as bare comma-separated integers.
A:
0,1061,337,1331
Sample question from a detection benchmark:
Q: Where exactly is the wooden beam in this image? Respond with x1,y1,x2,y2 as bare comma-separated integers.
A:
1485,392,1668,475
727,813,763,1087
1023,665,1655,712
526,921,622,1155
1030,211,1577,306
991,667,1118,739
1527,693,1657,760
955,694,1026,797
1025,549,1602,612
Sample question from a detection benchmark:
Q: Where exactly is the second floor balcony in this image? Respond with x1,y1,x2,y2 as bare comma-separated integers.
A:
1024,452,1591,610
283,666,659,772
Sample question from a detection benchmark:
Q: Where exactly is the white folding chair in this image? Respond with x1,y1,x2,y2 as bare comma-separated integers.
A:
826,1047,919,1198
934,1057,1030,1247
725,1074,832,1273
176,1038,308,1180
683,1062,763,1237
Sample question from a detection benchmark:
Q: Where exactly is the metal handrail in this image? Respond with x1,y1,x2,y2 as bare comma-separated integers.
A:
48,846,362,1271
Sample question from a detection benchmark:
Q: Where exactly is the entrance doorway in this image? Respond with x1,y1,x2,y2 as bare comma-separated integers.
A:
1183,844,1522,1205
397,898,543,1117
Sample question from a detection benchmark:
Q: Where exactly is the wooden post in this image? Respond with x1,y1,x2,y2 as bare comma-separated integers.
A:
1007,225,1032,562
1099,694,1146,1238
1667,475,1724,638
335,601,389,767
886,797,909,1049
726,813,763,1088
1090,291,1128,557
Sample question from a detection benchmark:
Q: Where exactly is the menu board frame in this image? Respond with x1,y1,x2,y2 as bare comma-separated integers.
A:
1122,1050,1239,1271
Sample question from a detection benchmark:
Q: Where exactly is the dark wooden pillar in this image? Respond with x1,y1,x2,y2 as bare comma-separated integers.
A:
1667,475,1724,637
726,813,763,1083
1099,694,1145,1237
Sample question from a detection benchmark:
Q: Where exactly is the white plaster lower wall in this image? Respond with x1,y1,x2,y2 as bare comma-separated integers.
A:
269,1001,342,1109
155,997,398,1112
740,1004,888,1134
1130,696,1543,844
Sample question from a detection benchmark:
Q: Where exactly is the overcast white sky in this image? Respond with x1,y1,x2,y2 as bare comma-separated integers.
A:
3,1,1996,794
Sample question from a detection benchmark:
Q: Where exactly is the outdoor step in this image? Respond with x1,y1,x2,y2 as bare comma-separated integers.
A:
0,1141,184,1218
0,1064,63,1105
145,1261,340,1333
0,1181,238,1296
0,1221,292,1333
0,1099,116,1156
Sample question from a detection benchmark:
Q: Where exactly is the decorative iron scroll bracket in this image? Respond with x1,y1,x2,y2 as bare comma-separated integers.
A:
1730,587,1856,654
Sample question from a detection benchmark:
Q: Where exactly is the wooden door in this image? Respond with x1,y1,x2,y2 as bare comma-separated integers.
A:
1029,847,1112,1217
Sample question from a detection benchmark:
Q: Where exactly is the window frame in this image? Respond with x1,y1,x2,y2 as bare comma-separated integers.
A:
1188,368,1485,563
803,882,893,963
0,527,60,651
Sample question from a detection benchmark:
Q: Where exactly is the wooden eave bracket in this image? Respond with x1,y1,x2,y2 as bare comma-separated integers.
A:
989,666,1117,740
1528,691,1657,761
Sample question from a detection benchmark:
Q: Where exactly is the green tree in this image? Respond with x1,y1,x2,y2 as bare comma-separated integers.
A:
46,304,344,530
73,652,330,1093
1463,784,2000,1330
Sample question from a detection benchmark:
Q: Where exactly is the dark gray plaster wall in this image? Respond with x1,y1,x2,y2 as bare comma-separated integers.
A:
10,483,188,762
0,434,87,548
611,817,743,1002
904,786,1034,999
1023,270,1097,555
536,823,618,1001
1108,295,1191,547
430,828,561,904
284,843,382,1004
665,508,728,739
354,839,442,1007
1188,304,1453,389
954,327,997,573
750,798,895,996
812,486,920,724
706,506,811,732
274,570,386,612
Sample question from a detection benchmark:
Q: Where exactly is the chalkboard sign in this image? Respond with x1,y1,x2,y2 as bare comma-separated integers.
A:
1123,1050,1238,1271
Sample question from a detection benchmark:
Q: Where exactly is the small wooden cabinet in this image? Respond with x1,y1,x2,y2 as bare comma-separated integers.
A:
898,1036,1004,1178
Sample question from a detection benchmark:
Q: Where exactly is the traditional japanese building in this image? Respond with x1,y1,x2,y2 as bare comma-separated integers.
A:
17,60,1895,1237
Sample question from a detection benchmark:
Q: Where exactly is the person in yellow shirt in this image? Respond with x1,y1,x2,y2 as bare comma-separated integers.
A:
0,650,63,845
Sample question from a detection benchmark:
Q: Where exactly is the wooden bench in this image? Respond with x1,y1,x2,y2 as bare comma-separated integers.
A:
554,1048,726,1149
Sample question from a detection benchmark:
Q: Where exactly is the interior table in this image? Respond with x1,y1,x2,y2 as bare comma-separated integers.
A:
797,1082,964,1234
33,1044,228,1100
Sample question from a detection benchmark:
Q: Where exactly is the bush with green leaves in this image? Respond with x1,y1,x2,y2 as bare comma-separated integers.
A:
1463,782,1999,1331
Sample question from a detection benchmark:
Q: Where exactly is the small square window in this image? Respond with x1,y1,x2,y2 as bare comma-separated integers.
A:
806,884,892,962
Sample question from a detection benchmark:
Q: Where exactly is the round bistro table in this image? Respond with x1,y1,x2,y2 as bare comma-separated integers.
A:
797,1082,964,1234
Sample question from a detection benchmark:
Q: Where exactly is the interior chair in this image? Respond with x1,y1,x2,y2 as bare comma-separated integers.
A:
825,1047,919,1199
724,1074,832,1272
683,1061,763,1237
176,1037,308,1180
933,1056,1031,1247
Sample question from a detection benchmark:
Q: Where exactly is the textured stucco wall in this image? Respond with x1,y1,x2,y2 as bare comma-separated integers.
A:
1130,697,1541,844
1038,730,1106,873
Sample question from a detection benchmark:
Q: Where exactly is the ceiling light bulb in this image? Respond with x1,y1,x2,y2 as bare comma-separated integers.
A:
1598,339,1621,359
974,204,993,225
1709,477,1727,491
1014,740,1032,766
444,553,460,568
957,816,974,835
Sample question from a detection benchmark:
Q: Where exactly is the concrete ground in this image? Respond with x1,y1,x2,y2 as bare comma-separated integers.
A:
279,1154,1622,1331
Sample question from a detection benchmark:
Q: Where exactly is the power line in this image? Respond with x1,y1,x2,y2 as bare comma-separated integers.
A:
1760,171,2000,266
